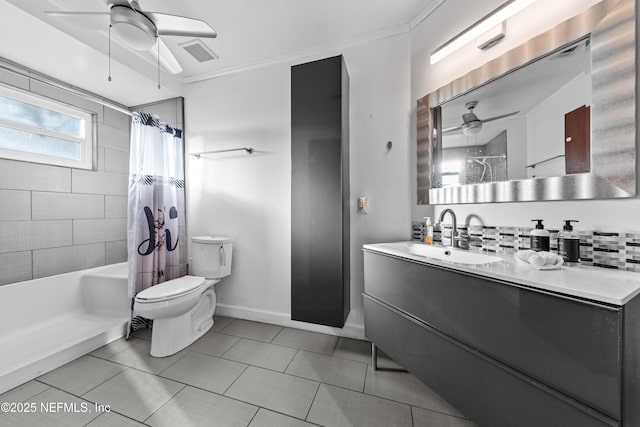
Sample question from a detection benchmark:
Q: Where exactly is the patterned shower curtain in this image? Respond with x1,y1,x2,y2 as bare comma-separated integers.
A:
127,112,187,334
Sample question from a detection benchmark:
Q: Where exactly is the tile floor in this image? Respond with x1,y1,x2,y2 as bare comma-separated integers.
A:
0,316,478,427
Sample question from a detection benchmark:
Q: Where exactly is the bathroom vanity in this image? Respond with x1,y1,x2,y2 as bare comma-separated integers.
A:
363,242,640,427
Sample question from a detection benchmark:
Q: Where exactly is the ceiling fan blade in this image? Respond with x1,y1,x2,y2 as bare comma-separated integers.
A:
442,124,463,134
147,12,217,38
44,11,110,29
149,37,183,74
481,111,520,124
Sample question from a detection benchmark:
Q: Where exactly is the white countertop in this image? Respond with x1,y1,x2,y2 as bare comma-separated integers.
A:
363,241,640,306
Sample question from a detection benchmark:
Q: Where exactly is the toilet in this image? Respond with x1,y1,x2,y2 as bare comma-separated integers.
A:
134,236,234,357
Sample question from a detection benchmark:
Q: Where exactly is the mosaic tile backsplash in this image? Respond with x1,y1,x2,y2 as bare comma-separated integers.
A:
411,222,640,273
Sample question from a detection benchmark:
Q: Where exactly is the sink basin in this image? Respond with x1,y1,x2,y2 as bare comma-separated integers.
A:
409,243,502,265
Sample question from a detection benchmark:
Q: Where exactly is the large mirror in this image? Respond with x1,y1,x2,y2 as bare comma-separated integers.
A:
416,0,636,204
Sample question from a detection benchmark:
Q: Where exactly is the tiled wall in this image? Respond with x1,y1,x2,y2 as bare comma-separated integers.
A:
0,70,131,286
412,222,640,273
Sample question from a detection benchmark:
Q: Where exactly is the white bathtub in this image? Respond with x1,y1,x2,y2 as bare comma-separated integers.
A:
0,262,129,394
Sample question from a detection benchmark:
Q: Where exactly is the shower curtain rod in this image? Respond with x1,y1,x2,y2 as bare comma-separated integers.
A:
0,56,133,117
190,147,254,158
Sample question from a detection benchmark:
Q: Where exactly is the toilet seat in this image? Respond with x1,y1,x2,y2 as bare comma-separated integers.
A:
135,276,208,303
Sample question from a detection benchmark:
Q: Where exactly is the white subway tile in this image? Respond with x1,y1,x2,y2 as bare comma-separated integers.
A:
0,159,71,192
0,251,32,286
104,148,130,174
0,220,72,253
98,123,130,152
0,189,31,220
105,196,127,218
72,170,128,196
103,106,131,130
97,147,106,171
33,244,105,279
32,192,104,220
73,218,127,245
106,240,127,264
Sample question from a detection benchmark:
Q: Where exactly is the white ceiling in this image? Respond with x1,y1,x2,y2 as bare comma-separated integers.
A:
6,0,437,85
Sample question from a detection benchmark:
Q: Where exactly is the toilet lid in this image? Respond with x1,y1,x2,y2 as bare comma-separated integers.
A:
136,276,206,302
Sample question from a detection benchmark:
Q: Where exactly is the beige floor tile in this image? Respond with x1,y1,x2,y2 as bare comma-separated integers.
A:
86,411,147,427
0,388,99,427
83,369,183,422
272,328,338,355
333,337,404,369
146,386,258,427
224,366,318,419
285,350,367,391
91,337,143,359
189,331,241,357
107,339,187,374
412,406,478,427
364,366,464,417
160,352,247,393
0,380,49,402
307,383,412,427
38,356,125,395
222,338,297,372
211,315,236,332
248,408,316,427
220,319,283,342
130,328,152,340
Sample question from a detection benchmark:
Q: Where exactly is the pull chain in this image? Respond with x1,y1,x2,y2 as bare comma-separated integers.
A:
157,38,161,89
108,25,112,82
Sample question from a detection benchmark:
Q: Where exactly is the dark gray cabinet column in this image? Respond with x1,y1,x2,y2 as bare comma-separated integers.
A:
291,56,350,327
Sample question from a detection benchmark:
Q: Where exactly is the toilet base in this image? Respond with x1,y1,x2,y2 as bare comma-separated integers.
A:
149,287,217,357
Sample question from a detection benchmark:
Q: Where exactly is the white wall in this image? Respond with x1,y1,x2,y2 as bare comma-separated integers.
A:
411,0,638,232
526,73,591,178
185,33,412,337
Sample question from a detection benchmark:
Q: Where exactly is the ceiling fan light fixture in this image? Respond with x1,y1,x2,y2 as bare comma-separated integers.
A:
462,120,483,135
110,5,157,51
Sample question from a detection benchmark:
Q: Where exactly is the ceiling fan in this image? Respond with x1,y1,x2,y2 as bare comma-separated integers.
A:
45,0,217,75
442,101,519,136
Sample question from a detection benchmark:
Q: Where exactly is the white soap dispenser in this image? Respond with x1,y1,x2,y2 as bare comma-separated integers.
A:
530,219,550,252
558,220,580,266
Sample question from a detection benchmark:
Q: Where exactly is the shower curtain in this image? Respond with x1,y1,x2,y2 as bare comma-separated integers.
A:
127,112,187,334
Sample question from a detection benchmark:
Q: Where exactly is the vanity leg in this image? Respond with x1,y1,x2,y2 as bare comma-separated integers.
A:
372,343,378,371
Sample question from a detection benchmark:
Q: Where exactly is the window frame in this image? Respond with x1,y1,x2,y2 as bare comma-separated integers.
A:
0,84,95,170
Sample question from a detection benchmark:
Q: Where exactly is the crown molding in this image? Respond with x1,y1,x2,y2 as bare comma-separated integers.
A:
409,0,447,29
182,23,410,84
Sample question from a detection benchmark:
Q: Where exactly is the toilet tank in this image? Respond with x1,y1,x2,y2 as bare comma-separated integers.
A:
190,236,234,279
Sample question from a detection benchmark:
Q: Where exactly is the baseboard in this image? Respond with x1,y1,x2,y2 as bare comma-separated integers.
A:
215,303,366,340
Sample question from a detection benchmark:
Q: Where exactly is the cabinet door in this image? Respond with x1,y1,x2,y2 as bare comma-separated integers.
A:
365,295,619,427
291,56,350,327
364,251,622,419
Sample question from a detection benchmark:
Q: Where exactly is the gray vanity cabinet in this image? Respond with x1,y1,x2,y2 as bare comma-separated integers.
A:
363,250,640,427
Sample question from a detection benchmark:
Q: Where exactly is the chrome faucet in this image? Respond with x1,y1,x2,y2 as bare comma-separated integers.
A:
437,208,458,248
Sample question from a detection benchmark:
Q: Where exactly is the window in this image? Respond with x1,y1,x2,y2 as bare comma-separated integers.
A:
441,160,461,186
0,84,94,169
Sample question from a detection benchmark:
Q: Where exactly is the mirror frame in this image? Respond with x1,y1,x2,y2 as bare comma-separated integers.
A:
416,0,636,204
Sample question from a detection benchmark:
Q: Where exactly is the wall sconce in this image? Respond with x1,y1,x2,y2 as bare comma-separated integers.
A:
430,0,537,64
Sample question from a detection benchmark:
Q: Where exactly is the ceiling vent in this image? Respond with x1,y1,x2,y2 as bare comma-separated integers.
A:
180,39,218,62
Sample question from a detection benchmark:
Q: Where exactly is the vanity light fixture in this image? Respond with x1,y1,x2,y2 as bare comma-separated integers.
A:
430,0,537,64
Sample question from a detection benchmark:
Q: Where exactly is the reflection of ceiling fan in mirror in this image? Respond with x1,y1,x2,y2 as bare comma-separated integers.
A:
45,0,217,75
443,101,519,136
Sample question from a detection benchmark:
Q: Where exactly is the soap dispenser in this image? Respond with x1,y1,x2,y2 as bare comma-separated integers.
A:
424,217,434,245
558,220,580,266
530,219,550,252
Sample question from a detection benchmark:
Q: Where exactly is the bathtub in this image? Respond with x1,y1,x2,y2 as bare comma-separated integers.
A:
0,262,130,394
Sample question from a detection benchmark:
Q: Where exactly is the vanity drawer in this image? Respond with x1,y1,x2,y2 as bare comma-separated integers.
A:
364,295,618,427
363,251,622,419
